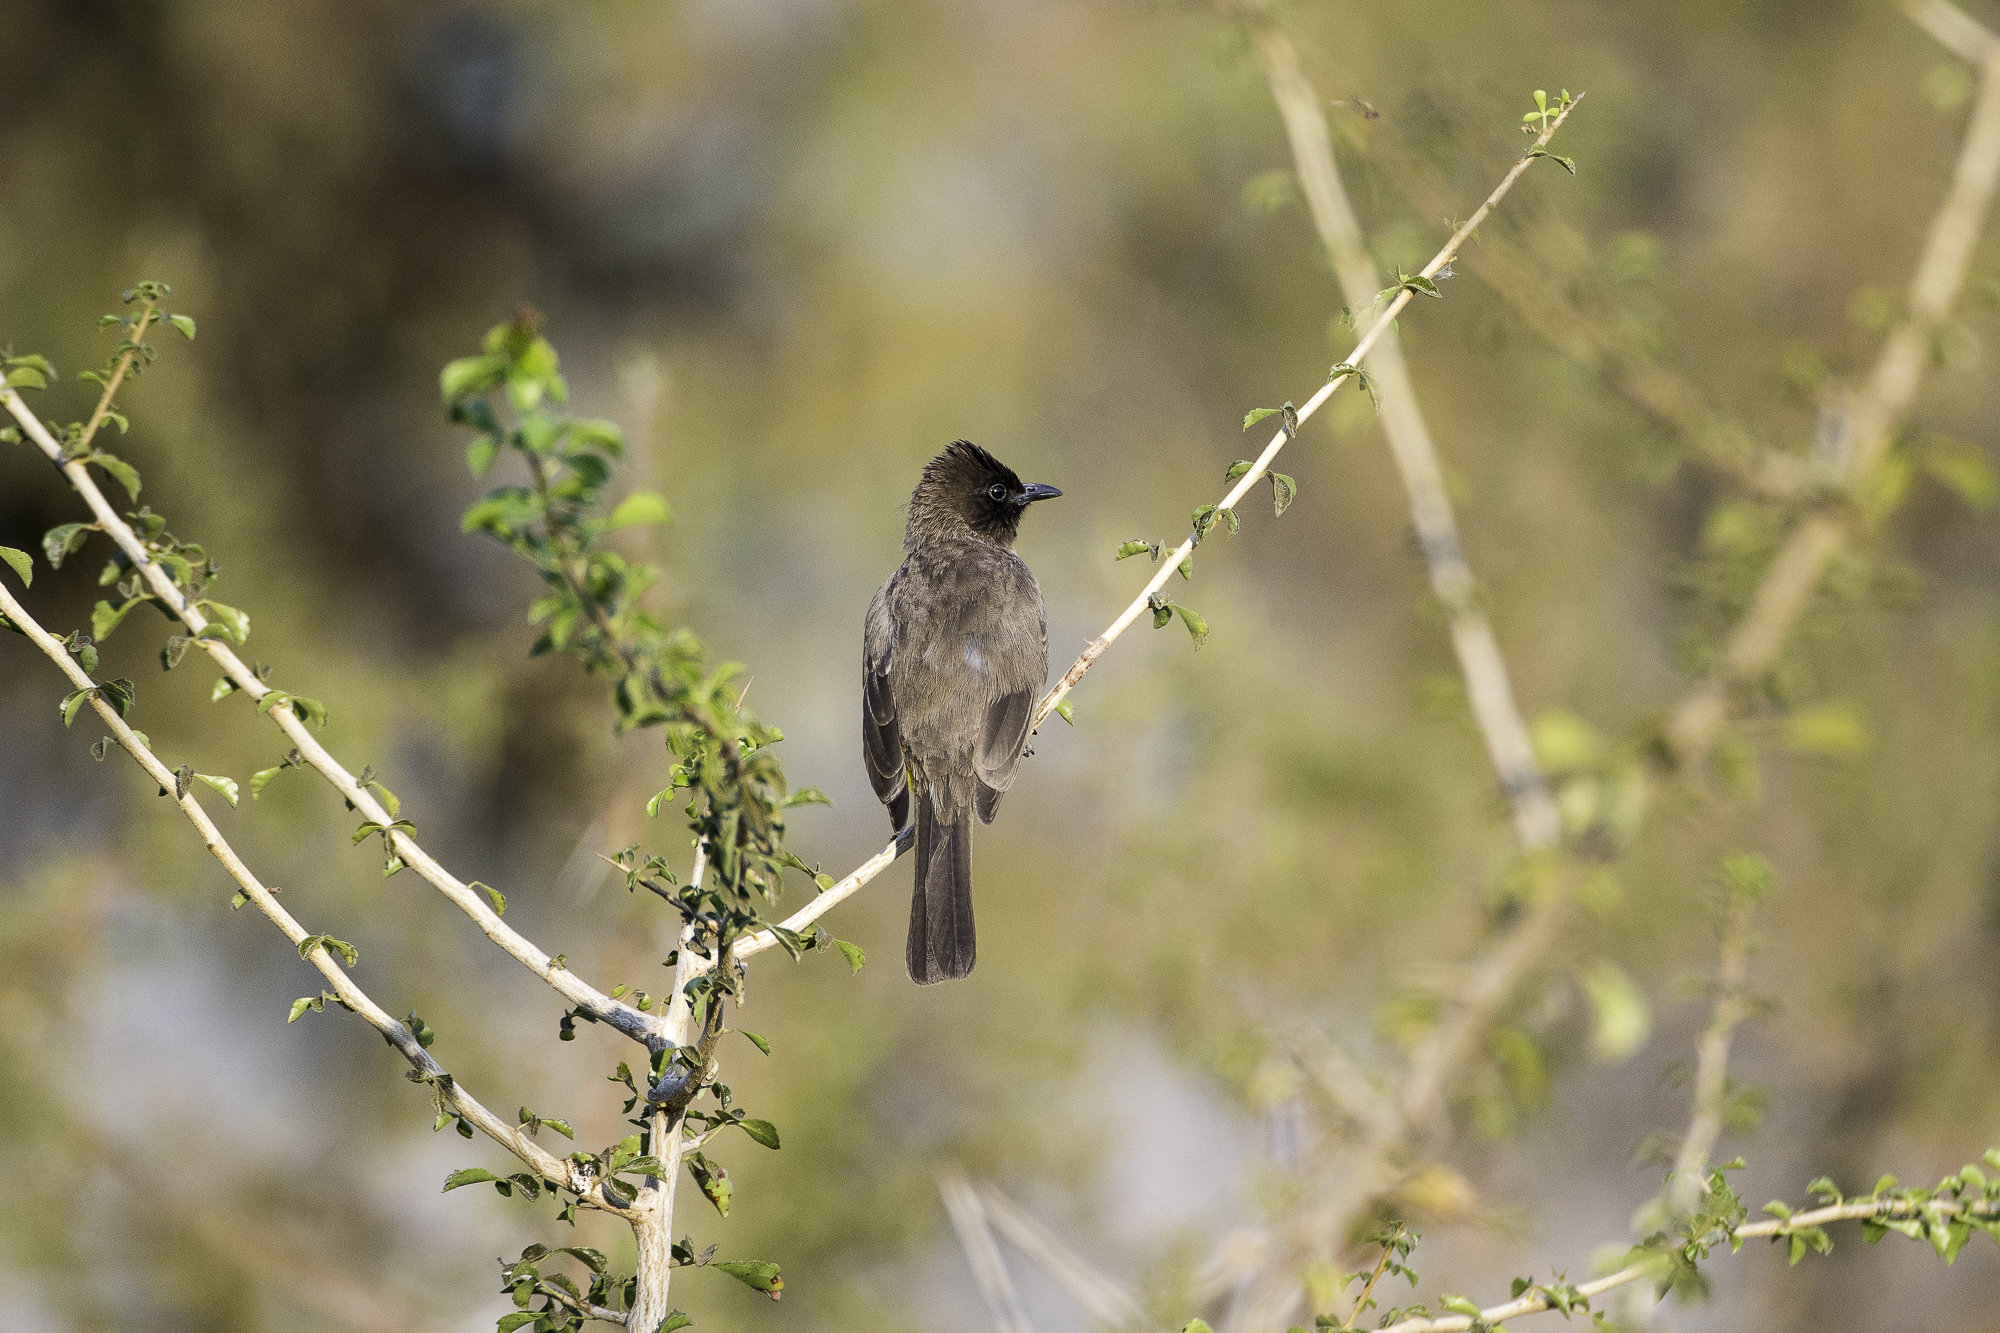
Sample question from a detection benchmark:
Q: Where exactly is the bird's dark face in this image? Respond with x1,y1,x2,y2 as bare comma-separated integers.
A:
911,440,1061,546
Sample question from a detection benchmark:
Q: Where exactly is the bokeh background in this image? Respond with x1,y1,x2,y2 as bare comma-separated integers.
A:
2,1,1999,1330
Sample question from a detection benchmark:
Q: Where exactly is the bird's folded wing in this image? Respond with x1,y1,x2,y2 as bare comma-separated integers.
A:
972,687,1034,823
863,598,908,825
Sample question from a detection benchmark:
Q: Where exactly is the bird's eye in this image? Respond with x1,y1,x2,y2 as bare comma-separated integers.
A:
987,483,1008,501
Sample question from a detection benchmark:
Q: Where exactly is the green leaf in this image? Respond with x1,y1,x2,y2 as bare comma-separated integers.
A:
160,635,189,670
688,1153,731,1217
495,1314,539,1333
1054,700,1074,725
211,675,239,702
0,546,31,587
168,314,196,341
653,1314,694,1333
287,996,320,1022
1270,472,1297,517
1184,1322,1217,1333
1525,148,1578,175
1782,701,1870,760
196,774,239,808
606,490,672,530
735,1118,781,1149
440,355,504,404
1440,1296,1481,1317
194,600,249,644
298,934,359,967
43,522,94,569
1173,603,1209,649
835,939,865,973
738,1030,772,1056
1114,540,1154,560
444,1167,502,1191
97,677,134,717
1578,959,1651,1061
1243,406,1281,430
781,786,833,808
1225,459,1255,480
5,364,48,391
60,687,95,727
466,434,500,478
1922,437,1997,512
93,453,141,501
92,596,143,641
711,1260,783,1296
471,881,507,915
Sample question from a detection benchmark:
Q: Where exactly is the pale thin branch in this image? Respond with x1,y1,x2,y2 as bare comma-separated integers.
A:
1029,87,1583,734
1365,1193,2000,1333
1201,24,1585,1327
1670,887,1756,1208
1338,116,1811,500
1249,16,1561,854
0,578,628,1216
730,831,905,961
940,1171,1036,1333
1664,0,2000,762
1,388,663,1048
974,1182,1160,1333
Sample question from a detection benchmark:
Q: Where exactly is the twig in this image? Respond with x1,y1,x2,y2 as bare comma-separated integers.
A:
1670,884,1756,1208
0,578,628,1216
1330,110,1812,501
974,1181,1160,1333
1363,1194,2000,1333
1,388,664,1048
940,1171,1036,1333
1248,12,1561,853
1029,84,1582,734
1663,0,2000,763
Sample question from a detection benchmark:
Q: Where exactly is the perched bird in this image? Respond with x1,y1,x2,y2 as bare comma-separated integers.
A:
864,442,1061,983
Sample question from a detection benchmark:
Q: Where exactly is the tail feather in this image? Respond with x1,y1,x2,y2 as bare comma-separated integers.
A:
907,791,975,984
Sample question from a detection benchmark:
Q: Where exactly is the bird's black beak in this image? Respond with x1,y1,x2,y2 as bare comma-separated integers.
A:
1019,483,1062,505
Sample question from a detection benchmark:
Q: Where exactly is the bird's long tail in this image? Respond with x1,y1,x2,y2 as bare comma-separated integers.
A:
908,789,975,984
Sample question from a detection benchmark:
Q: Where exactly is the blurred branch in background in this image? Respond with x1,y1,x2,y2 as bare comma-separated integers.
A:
1664,853,1768,1215
1185,0,2000,1327
940,1170,1036,1333
1663,0,2000,763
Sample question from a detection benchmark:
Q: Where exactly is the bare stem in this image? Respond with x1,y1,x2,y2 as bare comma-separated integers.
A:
76,297,159,454
1670,887,1756,1208
940,1171,1036,1333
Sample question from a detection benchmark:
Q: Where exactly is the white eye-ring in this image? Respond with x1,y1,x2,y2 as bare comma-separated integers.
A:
987,483,1008,501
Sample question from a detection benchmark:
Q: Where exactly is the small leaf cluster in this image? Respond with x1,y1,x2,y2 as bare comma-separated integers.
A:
495,1243,632,1332
444,315,826,1017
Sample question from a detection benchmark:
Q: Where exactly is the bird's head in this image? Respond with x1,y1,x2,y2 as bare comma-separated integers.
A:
907,440,1061,548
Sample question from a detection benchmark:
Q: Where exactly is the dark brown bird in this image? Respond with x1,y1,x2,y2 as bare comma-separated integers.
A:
864,441,1061,983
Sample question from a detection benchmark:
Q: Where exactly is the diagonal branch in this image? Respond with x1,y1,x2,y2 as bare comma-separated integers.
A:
975,1181,1160,1333
0,577,631,1218
1663,0,2000,763
1029,84,1583,733
1669,880,1757,1209
940,1171,1036,1333
1249,11,1560,854
2,388,664,1049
